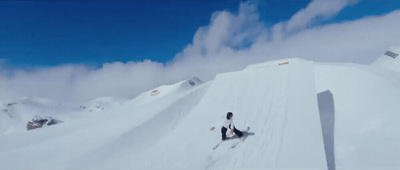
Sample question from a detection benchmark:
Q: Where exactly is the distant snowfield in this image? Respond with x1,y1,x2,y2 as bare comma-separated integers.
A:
1,49,400,169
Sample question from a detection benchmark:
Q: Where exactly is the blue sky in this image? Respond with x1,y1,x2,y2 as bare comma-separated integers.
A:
1,0,398,69
1,0,400,102
1,1,240,68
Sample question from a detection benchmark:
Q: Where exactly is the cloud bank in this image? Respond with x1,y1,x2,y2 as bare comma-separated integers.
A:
272,0,357,39
1,0,399,103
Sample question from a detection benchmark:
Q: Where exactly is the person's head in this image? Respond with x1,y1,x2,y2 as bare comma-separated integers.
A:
226,112,233,119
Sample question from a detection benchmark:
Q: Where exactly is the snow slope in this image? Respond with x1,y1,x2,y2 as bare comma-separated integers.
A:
315,63,400,169
87,59,326,169
0,77,207,169
0,97,79,135
1,58,400,169
371,47,400,72
146,60,326,169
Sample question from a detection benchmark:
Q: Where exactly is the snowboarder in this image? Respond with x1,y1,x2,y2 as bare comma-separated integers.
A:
210,112,243,141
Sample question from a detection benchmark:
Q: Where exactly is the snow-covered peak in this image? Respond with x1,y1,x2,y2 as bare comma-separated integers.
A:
79,96,127,113
245,58,303,70
179,76,203,90
371,46,400,72
129,76,203,106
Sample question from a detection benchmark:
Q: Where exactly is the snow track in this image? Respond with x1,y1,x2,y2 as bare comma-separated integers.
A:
128,60,327,169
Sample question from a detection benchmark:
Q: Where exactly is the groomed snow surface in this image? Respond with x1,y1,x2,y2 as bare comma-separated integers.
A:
1,54,400,169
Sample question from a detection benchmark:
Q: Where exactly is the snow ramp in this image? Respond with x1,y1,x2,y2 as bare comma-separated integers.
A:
371,46,400,72
145,60,327,169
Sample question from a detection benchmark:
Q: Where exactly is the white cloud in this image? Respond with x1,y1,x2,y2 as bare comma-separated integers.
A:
272,0,357,40
187,3,266,55
260,9,400,63
1,0,399,103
